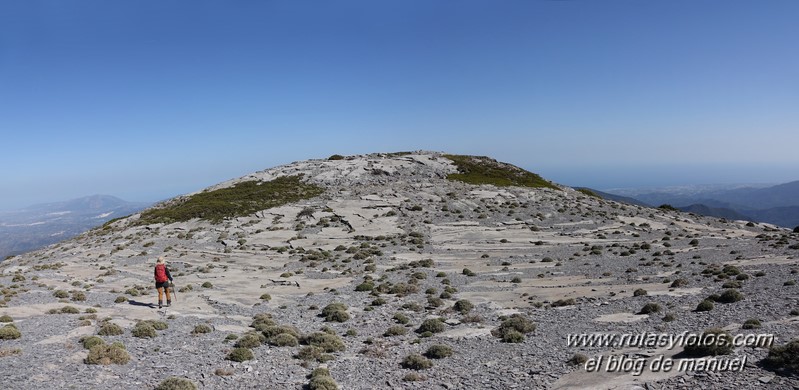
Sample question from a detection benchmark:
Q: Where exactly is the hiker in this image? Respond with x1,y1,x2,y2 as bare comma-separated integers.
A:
154,256,174,308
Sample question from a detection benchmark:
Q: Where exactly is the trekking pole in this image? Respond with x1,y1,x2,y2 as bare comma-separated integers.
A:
171,282,177,302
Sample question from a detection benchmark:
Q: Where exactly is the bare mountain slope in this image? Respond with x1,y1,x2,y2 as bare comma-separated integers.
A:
1,152,798,390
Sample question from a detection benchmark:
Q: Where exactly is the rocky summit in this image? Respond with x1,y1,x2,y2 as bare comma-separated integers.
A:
1,151,797,390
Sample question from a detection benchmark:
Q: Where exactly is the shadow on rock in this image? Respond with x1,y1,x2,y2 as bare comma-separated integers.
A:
127,299,156,308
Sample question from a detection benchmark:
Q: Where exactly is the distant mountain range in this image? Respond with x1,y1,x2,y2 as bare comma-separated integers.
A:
0,195,151,259
598,181,799,228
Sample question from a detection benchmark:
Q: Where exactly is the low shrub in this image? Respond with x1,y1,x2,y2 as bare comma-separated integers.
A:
742,319,762,330
85,343,130,365
97,323,124,336
492,314,536,341
0,324,21,340
321,303,349,322
261,325,301,340
71,291,86,301
226,347,254,362
722,281,741,289
683,328,734,357
402,353,433,370
142,320,168,330
192,324,213,334
453,299,474,314
551,298,576,307
308,372,339,390
716,289,744,303
762,339,799,374
60,306,80,314
393,313,410,324
633,288,647,297
695,300,714,312
639,303,661,315
424,344,453,359
492,315,536,343
80,336,105,349
131,322,157,338
384,325,408,337
500,329,524,343
269,333,298,347
569,353,589,365
154,377,198,390
416,318,445,334
250,313,276,329
670,279,689,288
301,332,345,352
355,282,374,292
235,334,262,348
0,315,12,323
295,346,323,361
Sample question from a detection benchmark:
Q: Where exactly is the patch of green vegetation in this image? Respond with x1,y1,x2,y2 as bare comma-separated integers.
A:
0,324,21,340
492,314,536,343
301,332,345,352
424,344,453,359
137,175,325,224
763,338,799,375
154,377,198,390
402,353,433,370
97,323,124,336
683,328,734,357
308,367,339,390
226,347,254,362
80,336,105,349
576,188,600,198
85,343,130,365
442,154,557,189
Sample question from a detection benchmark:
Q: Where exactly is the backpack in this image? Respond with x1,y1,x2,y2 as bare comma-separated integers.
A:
155,264,168,283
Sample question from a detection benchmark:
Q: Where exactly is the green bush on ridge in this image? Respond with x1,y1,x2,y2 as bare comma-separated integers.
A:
138,175,325,224
443,154,557,189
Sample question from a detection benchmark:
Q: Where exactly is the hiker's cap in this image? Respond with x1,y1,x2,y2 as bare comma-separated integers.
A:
157,257,165,264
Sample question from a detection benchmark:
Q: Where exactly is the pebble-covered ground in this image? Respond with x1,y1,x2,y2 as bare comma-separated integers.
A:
1,152,797,390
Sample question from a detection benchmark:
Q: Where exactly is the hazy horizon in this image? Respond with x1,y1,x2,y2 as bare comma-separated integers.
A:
2,1,796,212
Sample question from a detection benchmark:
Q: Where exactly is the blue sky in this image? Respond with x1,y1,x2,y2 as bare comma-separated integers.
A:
1,1,797,210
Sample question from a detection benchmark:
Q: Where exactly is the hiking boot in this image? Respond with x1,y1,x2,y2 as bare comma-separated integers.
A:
158,300,163,309
166,301,171,307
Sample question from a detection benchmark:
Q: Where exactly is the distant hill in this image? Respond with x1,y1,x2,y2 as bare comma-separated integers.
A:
0,195,151,259
713,180,799,209
677,204,753,222
745,206,799,229
603,181,799,228
576,188,651,207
